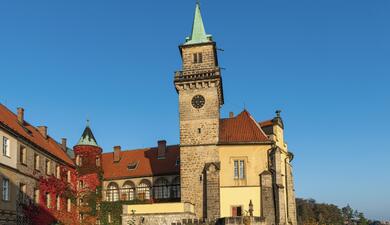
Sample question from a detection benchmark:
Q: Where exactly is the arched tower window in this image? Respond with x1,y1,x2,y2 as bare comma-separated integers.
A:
106,182,119,202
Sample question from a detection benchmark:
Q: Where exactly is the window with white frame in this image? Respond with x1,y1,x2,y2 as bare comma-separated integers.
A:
2,178,10,201
3,137,10,157
234,160,246,180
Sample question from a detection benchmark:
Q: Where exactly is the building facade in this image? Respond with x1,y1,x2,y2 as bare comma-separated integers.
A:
0,106,77,225
0,3,297,225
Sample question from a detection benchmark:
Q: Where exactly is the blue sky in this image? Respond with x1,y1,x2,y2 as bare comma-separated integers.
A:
0,0,389,220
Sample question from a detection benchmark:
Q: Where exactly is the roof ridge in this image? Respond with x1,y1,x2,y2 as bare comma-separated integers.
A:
101,144,180,155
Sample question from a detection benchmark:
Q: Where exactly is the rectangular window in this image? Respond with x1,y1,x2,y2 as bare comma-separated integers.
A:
108,213,112,223
46,159,51,175
233,160,245,179
67,170,71,183
2,178,10,201
34,188,39,204
193,53,203,64
19,183,26,203
56,165,61,179
193,53,198,63
46,193,51,208
239,160,245,179
56,195,61,210
20,146,27,165
34,154,40,171
3,137,10,157
232,206,242,217
234,160,239,179
67,198,71,212
79,180,84,189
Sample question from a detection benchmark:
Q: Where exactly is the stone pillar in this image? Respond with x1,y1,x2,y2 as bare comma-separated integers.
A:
260,171,276,225
285,155,297,225
273,148,287,225
203,162,220,220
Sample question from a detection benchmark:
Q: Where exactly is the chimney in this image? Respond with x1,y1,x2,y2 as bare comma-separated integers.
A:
158,140,167,159
37,126,48,139
113,146,121,162
17,107,24,124
61,138,67,151
229,112,234,118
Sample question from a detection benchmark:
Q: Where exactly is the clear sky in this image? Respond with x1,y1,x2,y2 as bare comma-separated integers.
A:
0,0,389,220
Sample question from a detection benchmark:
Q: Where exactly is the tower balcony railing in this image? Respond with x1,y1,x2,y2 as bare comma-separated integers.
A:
104,184,181,204
174,68,221,82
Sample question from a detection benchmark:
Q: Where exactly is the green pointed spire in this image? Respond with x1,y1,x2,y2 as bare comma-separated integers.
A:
76,120,99,147
184,2,212,45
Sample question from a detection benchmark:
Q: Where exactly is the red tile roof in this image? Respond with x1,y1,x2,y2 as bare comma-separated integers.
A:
0,104,75,166
258,120,273,128
101,145,179,180
219,110,270,144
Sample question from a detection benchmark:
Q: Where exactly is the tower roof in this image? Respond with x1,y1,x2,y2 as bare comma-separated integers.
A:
76,121,99,147
184,2,213,45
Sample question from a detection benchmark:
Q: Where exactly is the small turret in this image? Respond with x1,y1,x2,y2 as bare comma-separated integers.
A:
76,120,99,147
74,120,102,174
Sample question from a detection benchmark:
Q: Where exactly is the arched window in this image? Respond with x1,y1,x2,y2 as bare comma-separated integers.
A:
121,181,135,201
171,177,180,199
106,183,119,202
154,178,170,199
137,180,151,200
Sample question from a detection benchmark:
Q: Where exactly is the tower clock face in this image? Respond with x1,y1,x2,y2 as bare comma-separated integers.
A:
192,95,205,109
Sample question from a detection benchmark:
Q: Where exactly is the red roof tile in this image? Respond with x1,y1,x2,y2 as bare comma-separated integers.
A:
101,145,179,180
258,120,273,127
219,110,270,144
0,104,75,166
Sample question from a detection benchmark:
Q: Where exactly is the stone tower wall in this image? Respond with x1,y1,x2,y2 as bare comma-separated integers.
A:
181,44,217,72
178,86,220,146
180,145,219,218
204,163,221,220
260,171,276,225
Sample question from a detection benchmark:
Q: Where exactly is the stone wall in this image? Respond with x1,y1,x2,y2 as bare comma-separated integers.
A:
181,43,217,72
122,212,195,225
204,162,220,220
285,160,297,225
260,171,275,225
180,145,219,218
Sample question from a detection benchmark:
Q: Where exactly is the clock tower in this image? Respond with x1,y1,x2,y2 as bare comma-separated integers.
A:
174,2,223,219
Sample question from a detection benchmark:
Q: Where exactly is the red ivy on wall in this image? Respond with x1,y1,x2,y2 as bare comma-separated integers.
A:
23,165,79,225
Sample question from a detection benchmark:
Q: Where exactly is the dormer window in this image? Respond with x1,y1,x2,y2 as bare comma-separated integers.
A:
193,53,203,64
127,161,138,170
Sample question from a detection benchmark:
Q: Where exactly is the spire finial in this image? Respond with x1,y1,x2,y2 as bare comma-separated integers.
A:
184,0,212,45
276,110,282,118
86,119,90,127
